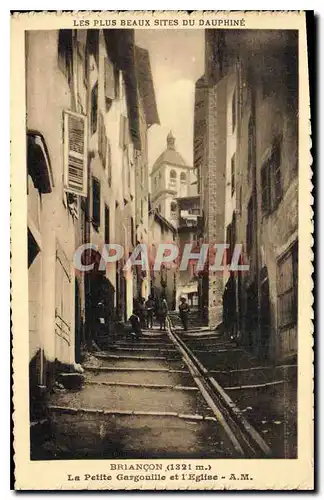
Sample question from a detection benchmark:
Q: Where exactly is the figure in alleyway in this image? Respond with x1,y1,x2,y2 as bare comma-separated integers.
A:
129,311,142,339
145,295,155,329
134,297,146,329
138,297,147,329
223,274,237,340
179,296,190,331
158,298,168,331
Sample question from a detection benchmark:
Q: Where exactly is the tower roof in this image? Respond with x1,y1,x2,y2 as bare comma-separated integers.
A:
151,132,191,175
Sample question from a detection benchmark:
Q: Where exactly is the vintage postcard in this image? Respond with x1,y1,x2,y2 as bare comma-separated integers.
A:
11,10,313,490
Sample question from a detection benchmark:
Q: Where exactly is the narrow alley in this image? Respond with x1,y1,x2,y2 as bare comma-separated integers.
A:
25,26,299,463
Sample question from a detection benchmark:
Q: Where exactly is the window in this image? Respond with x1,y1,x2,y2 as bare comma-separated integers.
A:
55,242,71,346
226,224,232,264
86,30,99,68
170,169,176,187
131,217,135,247
231,153,236,196
119,115,129,150
170,201,177,217
246,195,255,255
261,136,283,215
92,178,100,229
261,73,272,100
239,186,242,214
273,137,282,203
180,172,187,183
91,82,98,135
277,242,298,329
98,112,108,170
104,57,115,110
77,32,87,89
248,115,255,176
261,162,271,214
107,142,112,187
226,214,236,264
232,89,236,132
58,30,73,87
63,110,88,197
105,205,110,244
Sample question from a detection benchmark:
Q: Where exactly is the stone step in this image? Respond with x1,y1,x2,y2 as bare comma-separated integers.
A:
34,410,237,459
49,383,213,416
85,369,194,387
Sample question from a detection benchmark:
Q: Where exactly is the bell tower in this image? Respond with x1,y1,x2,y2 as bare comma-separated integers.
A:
167,130,176,150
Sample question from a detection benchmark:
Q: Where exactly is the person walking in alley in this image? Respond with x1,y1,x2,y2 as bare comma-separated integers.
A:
158,297,168,331
129,311,142,339
179,296,190,331
145,295,155,329
134,297,146,329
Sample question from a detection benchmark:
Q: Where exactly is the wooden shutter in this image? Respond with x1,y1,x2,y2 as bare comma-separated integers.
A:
63,110,88,197
104,57,115,101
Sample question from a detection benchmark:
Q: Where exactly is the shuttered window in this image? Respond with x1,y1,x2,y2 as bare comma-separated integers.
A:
105,205,110,244
98,112,107,170
63,110,88,197
261,136,283,215
231,153,235,196
92,177,101,229
246,195,255,255
107,141,112,187
104,57,115,109
232,89,236,132
277,242,298,329
91,82,98,135
119,115,129,150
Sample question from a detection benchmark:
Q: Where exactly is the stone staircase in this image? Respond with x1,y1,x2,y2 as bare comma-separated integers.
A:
168,308,211,333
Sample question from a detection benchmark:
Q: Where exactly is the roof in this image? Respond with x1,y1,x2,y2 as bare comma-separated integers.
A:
27,130,54,193
135,46,160,127
103,30,141,150
151,133,192,176
175,195,200,203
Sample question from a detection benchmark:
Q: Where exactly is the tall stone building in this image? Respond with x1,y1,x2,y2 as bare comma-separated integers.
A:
133,45,160,299
194,45,227,328
196,30,298,360
26,28,159,422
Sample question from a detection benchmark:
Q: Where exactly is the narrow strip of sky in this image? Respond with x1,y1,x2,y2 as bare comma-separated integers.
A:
135,29,204,168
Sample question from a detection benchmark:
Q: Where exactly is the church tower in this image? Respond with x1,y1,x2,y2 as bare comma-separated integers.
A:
150,132,193,223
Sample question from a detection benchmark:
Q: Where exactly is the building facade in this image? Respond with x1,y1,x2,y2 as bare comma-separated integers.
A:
148,211,177,309
26,28,159,420
175,195,201,307
133,45,160,300
196,30,298,361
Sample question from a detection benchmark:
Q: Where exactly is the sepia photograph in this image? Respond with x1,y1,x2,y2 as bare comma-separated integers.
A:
11,10,313,490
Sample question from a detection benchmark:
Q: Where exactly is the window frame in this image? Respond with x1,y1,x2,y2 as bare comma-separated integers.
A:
232,88,236,133
261,136,283,216
277,241,298,331
231,153,236,196
92,177,101,230
91,81,98,136
104,205,110,244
